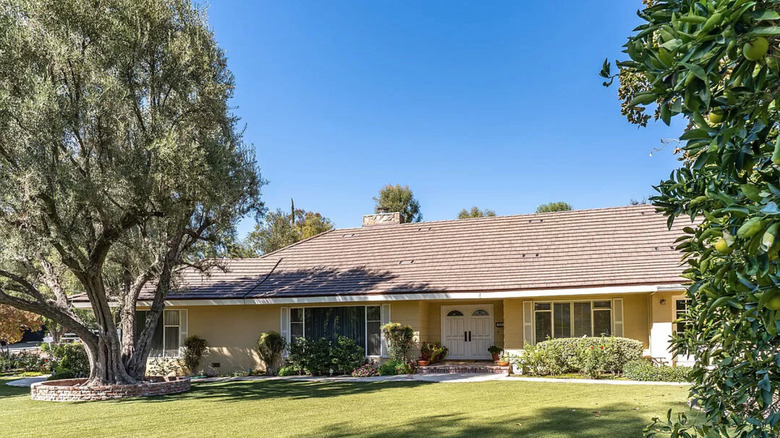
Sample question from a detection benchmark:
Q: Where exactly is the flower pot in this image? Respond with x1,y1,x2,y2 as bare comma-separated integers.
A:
491,353,500,362
496,361,509,367
417,360,430,367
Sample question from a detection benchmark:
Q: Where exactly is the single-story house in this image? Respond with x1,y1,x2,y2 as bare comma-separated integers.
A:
92,205,695,373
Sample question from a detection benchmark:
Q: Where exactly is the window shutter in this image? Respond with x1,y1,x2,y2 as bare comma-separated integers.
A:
280,307,290,346
523,301,534,346
612,298,624,337
178,309,188,356
380,304,391,358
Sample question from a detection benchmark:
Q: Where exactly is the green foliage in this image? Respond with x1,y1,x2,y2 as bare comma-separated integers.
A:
535,202,573,213
604,0,780,435
245,208,333,255
378,359,413,376
47,343,89,380
330,337,366,374
182,336,208,375
277,365,300,377
512,337,643,377
0,0,262,384
419,341,448,363
381,323,416,362
286,336,364,375
0,350,53,374
373,184,422,223
488,345,503,356
257,331,287,375
457,207,496,219
624,359,692,383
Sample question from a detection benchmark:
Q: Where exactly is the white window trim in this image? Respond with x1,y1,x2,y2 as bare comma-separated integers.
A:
285,305,383,358
148,309,186,359
531,299,615,344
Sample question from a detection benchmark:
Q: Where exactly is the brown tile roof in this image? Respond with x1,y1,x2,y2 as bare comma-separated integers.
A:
135,205,690,301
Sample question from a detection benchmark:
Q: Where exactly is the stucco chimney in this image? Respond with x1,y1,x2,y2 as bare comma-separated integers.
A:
362,212,402,227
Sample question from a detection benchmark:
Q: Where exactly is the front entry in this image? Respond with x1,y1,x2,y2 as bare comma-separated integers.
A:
441,305,494,360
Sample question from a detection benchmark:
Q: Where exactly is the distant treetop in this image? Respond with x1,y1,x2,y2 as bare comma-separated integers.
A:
373,184,422,223
535,202,573,213
457,207,496,219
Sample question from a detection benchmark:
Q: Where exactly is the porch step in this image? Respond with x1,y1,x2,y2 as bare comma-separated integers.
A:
416,363,510,375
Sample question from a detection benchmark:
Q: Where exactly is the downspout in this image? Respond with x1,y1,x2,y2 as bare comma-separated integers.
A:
242,258,283,305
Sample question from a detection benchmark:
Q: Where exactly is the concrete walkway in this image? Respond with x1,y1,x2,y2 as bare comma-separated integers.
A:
5,375,49,387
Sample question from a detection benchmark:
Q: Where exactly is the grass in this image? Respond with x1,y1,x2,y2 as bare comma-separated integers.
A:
0,376,695,437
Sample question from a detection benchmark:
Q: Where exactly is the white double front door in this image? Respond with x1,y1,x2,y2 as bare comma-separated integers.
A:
441,304,494,360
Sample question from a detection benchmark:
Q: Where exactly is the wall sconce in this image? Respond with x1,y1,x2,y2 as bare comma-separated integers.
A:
660,299,667,305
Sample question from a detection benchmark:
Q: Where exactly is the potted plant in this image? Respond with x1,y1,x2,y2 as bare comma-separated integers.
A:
421,341,448,364
417,350,430,367
496,353,510,367
488,345,503,362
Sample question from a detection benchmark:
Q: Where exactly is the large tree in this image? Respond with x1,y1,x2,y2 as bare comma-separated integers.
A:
373,184,422,223
245,207,333,255
603,0,780,435
457,207,496,219
0,0,261,385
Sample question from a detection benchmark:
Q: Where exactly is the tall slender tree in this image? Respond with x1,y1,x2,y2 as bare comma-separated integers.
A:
0,0,262,385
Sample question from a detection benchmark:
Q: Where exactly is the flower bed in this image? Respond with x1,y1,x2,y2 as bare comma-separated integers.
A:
30,376,190,402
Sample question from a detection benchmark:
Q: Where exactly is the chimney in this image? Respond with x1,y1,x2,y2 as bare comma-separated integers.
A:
363,212,402,227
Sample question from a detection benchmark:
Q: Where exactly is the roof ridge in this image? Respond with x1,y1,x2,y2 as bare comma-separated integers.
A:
332,204,658,232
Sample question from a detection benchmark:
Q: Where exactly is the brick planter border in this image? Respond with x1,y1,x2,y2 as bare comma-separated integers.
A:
30,376,191,402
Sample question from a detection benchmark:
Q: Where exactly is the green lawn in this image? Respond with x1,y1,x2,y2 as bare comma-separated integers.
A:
0,377,695,437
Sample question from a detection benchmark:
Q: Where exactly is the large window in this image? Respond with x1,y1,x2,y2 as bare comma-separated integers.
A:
533,300,612,342
289,306,382,356
134,309,185,357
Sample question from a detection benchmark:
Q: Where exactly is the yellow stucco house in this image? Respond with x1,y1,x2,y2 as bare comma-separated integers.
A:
133,205,693,374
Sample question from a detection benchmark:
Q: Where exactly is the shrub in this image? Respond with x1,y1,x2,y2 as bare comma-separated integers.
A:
257,331,286,375
381,323,415,362
351,363,379,377
277,365,300,376
288,337,332,375
623,359,691,383
47,343,89,380
146,358,183,378
419,341,448,364
378,359,413,376
182,335,208,375
512,337,643,378
330,337,365,374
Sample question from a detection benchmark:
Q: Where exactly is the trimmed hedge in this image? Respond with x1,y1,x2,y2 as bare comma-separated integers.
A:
512,337,644,378
623,359,691,382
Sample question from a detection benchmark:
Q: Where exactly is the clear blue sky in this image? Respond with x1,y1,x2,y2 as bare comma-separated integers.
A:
205,1,686,236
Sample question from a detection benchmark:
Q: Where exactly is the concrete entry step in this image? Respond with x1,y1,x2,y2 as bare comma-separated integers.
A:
416,360,510,375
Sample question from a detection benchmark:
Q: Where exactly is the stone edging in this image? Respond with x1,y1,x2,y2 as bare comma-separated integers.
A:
30,377,191,402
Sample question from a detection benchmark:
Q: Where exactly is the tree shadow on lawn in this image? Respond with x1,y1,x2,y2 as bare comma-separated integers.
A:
133,379,434,404
305,405,667,438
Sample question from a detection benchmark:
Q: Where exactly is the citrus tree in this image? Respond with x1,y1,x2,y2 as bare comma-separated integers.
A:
602,0,780,435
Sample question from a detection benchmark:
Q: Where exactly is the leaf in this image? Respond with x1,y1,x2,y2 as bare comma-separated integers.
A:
681,62,707,80
680,129,711,140
746,27,780,37
748,11,780,21
762,202,780,215
740,184,763,202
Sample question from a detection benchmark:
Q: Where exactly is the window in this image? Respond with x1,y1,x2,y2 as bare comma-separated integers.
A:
675,299,691,333
472,309,489,316
290,308,304,341
134,309,185,357
447,310,464,317
533,300,613,342
289,306,382,356
366,306,381,356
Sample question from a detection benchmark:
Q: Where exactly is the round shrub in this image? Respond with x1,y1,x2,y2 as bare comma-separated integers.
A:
257,331,287,375
381,323,415,362
623,359,691,383
46,343,89,380
330,337,365,374
183,335,208,375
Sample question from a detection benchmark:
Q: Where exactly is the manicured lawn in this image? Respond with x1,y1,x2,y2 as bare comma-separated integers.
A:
0,376,695,437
